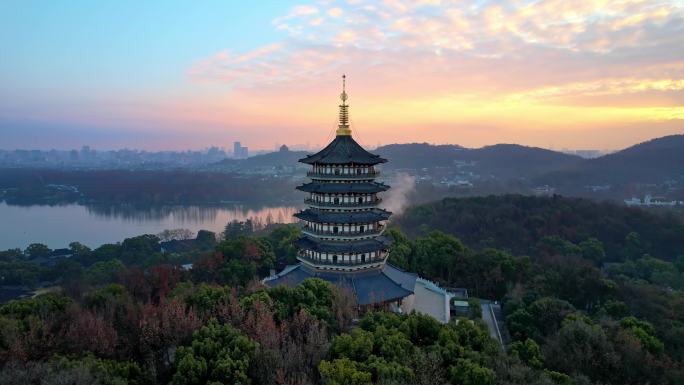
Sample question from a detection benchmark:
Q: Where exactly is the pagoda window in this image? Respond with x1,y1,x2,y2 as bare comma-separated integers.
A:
356,168,361,175
362,254,366,263
335,168,340,175
358,197,363,204
333,226,339,234
334,197,339,204
360,225,365,233
333,255,338,264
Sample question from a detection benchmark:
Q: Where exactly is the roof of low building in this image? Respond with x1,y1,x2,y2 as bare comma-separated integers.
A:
264,263,416,305
48,248,72,257
299,135,387,165
296,181,390,194
160,239,200,253
294,208,391,224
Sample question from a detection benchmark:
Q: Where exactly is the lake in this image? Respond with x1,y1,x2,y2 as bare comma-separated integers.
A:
0,202,300,250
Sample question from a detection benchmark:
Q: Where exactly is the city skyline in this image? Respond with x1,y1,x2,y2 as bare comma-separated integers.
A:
1,0,683,151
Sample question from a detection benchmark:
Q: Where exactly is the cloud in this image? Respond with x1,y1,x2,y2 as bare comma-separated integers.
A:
185,0,684,149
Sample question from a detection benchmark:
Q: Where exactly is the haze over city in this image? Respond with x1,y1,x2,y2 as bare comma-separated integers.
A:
2,0,682,151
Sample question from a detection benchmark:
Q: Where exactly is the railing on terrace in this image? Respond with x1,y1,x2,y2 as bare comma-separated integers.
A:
297,254,387,268
304,198,382,208
307,171,380,179
302,225,385,238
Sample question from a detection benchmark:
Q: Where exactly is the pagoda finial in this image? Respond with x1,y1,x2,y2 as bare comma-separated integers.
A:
337,74,351,136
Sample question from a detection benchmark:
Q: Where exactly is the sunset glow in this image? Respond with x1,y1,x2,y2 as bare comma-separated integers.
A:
1,0,682,150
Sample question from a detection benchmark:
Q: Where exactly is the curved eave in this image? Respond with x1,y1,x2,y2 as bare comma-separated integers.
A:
296,236,392,253
294,208,391,224
296,182,390,194
299,135,387,165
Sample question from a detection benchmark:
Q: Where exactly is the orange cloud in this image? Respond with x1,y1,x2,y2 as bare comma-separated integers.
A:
180,0,684,150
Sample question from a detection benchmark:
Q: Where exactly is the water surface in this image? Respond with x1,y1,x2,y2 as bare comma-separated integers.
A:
0,202,299,250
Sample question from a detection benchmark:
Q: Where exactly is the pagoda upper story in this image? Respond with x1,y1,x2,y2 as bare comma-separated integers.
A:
294,75,392,272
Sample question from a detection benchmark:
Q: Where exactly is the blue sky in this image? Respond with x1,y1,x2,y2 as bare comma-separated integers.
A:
1,1,292,94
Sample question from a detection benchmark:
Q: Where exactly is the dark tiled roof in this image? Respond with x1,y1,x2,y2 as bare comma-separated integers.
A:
294,208,391,224
295,236,392,253
48,249,72,257
160,239,199,253
300,135,387,165
264,263,415,305
296,181,390,194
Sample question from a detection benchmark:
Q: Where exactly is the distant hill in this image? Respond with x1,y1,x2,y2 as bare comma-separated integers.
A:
460,144,583,179
536,135,684,186
375,143,466,169
376,142,582,179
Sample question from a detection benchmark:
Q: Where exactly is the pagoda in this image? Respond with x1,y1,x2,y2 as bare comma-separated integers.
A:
265,76,451,319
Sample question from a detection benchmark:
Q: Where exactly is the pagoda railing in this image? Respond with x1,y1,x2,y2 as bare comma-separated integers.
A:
302,225,385,239
307,171,380,179
297,253,388,270
304,198,382,208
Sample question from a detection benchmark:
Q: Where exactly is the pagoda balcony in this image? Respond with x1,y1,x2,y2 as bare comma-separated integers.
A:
304,198,382,209
307,171,380,180
297,253,388,270
302,225,386,239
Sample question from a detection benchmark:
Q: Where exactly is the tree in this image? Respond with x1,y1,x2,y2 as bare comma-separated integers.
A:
120,235,161,265
170,320,257,385
24,243,51,259
412,231,465,283
195,230,217,249
508,339,543,369
579,238,606,264
330,328,374,361
224,220,255,240
543,320,616,383
85,259,125,285
68,242,91,256
449,358,494,385
319,358,372,385
157,229,195,242
386,228,412,270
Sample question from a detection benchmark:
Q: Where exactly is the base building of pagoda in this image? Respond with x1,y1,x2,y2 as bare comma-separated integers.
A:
264,76,451,322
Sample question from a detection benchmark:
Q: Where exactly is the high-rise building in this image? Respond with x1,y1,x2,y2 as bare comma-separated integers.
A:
265,76,451,321
233,141,249,158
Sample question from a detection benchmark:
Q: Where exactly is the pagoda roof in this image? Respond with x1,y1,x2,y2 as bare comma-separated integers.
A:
295,236,392,253
297,181,390,194
300,135,387,165
264,263,416,305
294,208,391,224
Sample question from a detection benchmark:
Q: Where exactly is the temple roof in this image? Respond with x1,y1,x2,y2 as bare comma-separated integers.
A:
294,208,391,224
295,236,392,253
297,181,390,194
264,263,416,305
300,135,387,165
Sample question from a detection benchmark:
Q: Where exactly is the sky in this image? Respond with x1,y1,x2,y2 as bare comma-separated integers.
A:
1,0,683,152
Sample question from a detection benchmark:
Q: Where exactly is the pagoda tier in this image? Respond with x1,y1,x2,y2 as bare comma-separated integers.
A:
294,208,391,224
295,236,392,253
296,181,389,194
300,135,387,165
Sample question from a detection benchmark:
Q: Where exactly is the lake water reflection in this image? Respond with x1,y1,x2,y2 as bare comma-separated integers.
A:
0,202,300,250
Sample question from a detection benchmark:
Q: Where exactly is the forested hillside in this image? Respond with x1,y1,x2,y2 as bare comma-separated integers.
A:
536,134,684,187
394,194,684,261
389,194,684,384
1,195,683,384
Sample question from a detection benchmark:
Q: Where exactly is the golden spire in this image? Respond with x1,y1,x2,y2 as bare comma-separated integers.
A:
336,74,352,136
